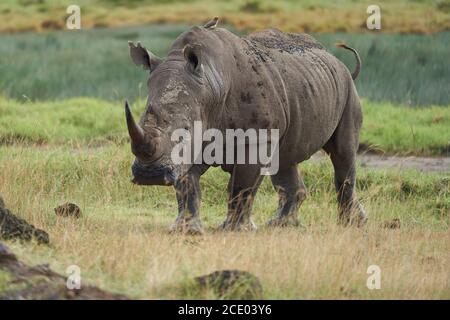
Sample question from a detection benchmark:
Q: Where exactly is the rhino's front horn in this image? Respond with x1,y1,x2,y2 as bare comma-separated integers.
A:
125,100,145,146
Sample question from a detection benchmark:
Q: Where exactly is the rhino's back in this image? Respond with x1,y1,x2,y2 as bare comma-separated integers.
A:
178,26,355,164
238,29,354,163
245,28,325,55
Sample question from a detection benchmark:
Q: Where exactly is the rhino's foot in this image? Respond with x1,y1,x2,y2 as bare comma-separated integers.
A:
267,214,299,228
338,203,367,228
169,216,203,235
219,217,257,232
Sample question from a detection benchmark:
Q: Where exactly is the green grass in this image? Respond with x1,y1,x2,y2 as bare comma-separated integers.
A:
0,25,179,101
0,97,448,155
360,101,450,155
0,97,130,145
0,25,449,105
0,271,12,293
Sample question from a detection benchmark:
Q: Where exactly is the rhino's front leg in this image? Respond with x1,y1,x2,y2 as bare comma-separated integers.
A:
220,165,263,231
170,171,203,235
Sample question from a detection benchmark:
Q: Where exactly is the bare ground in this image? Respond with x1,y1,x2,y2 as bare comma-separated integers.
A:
311,152,450,173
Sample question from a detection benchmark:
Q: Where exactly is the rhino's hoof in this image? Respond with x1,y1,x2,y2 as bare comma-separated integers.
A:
267,212,300,227
169,217,204,235
338,203,367,228
219,218,257,232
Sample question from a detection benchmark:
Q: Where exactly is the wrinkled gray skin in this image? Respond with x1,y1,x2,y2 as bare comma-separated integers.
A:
126,18,366,234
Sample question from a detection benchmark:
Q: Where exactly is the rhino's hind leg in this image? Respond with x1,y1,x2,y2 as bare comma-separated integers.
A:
323,97,367,227
329,154,366,227
220,165,263,231
267,166,306,227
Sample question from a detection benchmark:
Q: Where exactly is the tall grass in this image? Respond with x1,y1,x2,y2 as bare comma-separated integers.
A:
0,26,449,105
0,25,179,101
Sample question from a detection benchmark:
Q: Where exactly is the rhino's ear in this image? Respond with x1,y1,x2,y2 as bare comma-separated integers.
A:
203,16,219,29
128,41,162,72
183,43,202,74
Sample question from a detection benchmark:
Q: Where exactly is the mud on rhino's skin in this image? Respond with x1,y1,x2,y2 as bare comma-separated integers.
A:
126,17,367,233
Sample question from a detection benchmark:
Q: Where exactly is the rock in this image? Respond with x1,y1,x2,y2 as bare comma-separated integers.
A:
382,218,401,229
0,198,49,244
0,241,128,300
194,270,263,299
0,242,16,265
54,202,81,218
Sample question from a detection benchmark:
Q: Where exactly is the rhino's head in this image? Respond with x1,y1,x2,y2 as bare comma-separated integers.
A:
126,24,225,186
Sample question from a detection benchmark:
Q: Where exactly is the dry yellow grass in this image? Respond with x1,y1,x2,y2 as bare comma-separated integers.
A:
1,0,449,34
7,223,449,299
1,144,448,299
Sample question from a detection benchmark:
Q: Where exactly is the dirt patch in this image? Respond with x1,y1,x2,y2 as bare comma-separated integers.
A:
0,196,49,244
358,154,450,173
311,152,450,173
0,242,128,300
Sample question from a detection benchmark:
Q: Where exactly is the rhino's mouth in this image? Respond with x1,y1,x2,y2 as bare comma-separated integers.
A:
131,162,175,186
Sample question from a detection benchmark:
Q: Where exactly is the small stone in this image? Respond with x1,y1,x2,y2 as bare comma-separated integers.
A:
195,269,263,299
54,202,81,218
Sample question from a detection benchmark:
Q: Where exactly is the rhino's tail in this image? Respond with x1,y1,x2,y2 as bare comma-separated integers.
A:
336,42,361,80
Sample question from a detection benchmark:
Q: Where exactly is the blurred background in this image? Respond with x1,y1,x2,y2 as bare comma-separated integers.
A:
0,0,449,155
0,0,449,105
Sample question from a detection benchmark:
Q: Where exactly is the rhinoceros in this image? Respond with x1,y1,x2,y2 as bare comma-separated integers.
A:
125,17,366,234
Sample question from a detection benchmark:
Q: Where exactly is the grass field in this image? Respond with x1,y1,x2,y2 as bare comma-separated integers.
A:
0,95,449,299
1,0,449,34
0,2,449,300
1,97,449,155
1,25,449,105
0,143,449,299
